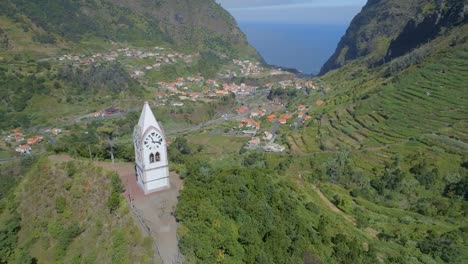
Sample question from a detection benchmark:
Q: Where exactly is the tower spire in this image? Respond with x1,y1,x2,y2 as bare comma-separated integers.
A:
138,101,162,132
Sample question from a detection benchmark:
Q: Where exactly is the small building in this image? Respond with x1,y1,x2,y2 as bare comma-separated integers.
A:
279,114,294,124
27,136,43,145
250,109,266,118
16,144,31,154
240,119,260,130
14,135,24,142
215,90,229,95
51,128,62,135
248,137,261,147
264,143,286,152
263,131,273,141
298,105,306,111
267,114,277,122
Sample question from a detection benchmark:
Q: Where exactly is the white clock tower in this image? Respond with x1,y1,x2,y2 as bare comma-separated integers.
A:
134,102,170,194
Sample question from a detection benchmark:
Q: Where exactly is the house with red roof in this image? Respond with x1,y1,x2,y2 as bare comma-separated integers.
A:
298,105,306,111
278,114,294,124
16,144,31,154
278,118,287,124
27,135,43,145
239,119,260,130
250,109,266,118
215,90,229,95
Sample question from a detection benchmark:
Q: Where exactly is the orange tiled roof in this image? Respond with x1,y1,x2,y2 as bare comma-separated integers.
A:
18,144,31,150
240,119,260,129
267,114,277,122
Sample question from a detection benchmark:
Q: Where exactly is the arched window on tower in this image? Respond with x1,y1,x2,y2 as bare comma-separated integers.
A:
155,152,161,162
149,153,155,163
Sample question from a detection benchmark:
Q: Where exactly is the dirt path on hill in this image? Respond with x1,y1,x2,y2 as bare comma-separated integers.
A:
312,185,379,238
312,185,356,224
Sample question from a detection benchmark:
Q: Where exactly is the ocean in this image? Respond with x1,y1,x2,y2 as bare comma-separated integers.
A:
237,23,347,75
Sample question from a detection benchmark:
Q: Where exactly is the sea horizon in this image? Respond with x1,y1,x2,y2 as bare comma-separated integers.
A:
237,22,348,75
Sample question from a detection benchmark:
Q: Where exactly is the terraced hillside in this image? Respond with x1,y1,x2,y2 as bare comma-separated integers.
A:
293,25,467,155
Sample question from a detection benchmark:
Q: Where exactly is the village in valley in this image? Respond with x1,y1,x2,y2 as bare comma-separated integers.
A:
1,45,330,158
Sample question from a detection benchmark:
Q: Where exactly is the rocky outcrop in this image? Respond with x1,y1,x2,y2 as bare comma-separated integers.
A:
384,0,466,62
319,0,467,75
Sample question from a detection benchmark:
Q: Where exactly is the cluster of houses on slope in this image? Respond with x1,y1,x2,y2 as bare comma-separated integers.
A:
233,59,263,76
56,46,194,78
237,104,312,126
154,77,258,106
234,104,318,152
276,79,323,90
4,128,62,155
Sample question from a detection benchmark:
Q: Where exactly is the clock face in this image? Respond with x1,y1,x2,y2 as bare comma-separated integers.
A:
144,131,163,151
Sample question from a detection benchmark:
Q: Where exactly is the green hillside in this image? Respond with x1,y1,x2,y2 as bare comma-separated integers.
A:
0,0,258,58
306,25,468,152
0,157,154,263
173,3,468,264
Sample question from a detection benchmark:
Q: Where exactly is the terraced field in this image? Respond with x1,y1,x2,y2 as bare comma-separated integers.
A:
292,42,467,156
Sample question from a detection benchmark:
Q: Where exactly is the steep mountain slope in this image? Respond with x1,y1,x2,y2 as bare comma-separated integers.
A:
0,0,258,58
320,0,466,75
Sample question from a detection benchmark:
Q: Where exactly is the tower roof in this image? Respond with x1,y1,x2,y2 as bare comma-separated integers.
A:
138,102,162,132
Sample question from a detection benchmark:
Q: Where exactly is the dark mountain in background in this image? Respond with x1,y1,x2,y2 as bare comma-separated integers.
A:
0,0,258,58
320,0,466,75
